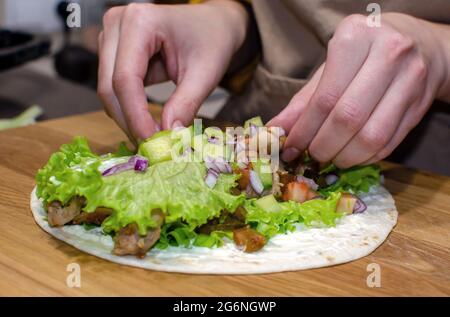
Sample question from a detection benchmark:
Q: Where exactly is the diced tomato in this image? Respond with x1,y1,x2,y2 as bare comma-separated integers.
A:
282,181,309,203
306,189,319,201
282,181,319,203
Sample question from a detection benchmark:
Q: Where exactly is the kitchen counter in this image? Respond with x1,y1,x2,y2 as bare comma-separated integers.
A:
0,108,449,296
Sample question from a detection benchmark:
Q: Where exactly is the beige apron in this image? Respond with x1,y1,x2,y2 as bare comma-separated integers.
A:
217,0,450,175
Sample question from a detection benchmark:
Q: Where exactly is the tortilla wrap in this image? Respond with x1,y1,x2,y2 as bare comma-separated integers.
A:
30,185,397,274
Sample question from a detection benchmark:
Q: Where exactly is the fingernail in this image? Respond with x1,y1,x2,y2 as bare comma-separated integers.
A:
172,120,184,130
282,147,300,162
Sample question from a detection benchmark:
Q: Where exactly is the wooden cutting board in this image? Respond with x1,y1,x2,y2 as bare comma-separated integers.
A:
0,107,449,296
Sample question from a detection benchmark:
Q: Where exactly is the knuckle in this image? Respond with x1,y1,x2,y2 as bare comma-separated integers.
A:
97,84,111,101
124,3,155,26
102,7,122,27
314,92,339,115
331,14,367,47
124,2,144,15
409,56,428,80
341,14,368,31
359,127,389,149
112,71,131,92
332,101,362,132
383,32,414,63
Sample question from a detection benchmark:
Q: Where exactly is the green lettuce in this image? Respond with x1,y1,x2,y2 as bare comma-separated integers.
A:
113,142,135,157
156,222,233,249
244,192,342,238
90,161,244,235
36,137,244,237
36,137,102,205
320,165,380,195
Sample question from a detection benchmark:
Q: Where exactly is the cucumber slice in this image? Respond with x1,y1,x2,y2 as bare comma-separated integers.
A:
254,160,272,189
171,126,193,143
204,127,224,143
244,116,264,129
192,134,207,154
255,194,281,213
138,130,173,165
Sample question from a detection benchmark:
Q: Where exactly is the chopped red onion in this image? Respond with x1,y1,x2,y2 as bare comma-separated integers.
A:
133,157,148,172
215,156,232,173
237,161,248,169
249,170,264,195
296,175,319,191
204,156,218,172
353,196,367,213
205,156,231,174
325,174,339,186
207,137,220,145
249,124,258,137
205,169,219,188
102,155,148,176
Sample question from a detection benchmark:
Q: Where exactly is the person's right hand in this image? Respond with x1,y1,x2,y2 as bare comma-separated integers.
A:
98,0,248,142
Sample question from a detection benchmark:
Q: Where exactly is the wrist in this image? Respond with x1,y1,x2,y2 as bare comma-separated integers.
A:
204,0,249,53
383,14,450,102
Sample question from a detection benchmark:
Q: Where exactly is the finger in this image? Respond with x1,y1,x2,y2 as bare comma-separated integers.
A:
362,102,426,165
363,78,433,165
266,64,324,132
113,8,161,141
161,64,219,129
308,47,399,163
97,7,132,138
334,58,428,168
282,19,372,161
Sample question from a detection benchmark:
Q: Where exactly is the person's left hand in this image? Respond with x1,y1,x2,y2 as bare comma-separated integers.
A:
268,13,450,168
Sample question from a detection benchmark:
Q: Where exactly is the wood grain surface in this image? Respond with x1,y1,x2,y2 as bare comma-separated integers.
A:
0,107,449,296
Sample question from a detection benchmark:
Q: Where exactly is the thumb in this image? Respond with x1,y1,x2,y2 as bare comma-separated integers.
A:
161,67,218,130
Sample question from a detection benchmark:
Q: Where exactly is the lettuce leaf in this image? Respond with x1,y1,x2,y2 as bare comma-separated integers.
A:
36,137,244,236
36,137,103,205
244,192,342,238
156,222,232,249
320,165,380,195
113,142,135,157
84,160,244,235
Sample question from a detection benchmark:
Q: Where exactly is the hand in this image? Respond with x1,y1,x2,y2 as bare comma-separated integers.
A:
269,13,450,168
97,0,248,141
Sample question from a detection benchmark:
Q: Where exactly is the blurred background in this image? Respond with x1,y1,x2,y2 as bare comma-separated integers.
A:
0,0,227,124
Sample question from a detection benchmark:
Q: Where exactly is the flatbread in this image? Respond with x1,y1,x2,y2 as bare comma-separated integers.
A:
30,186,397,274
